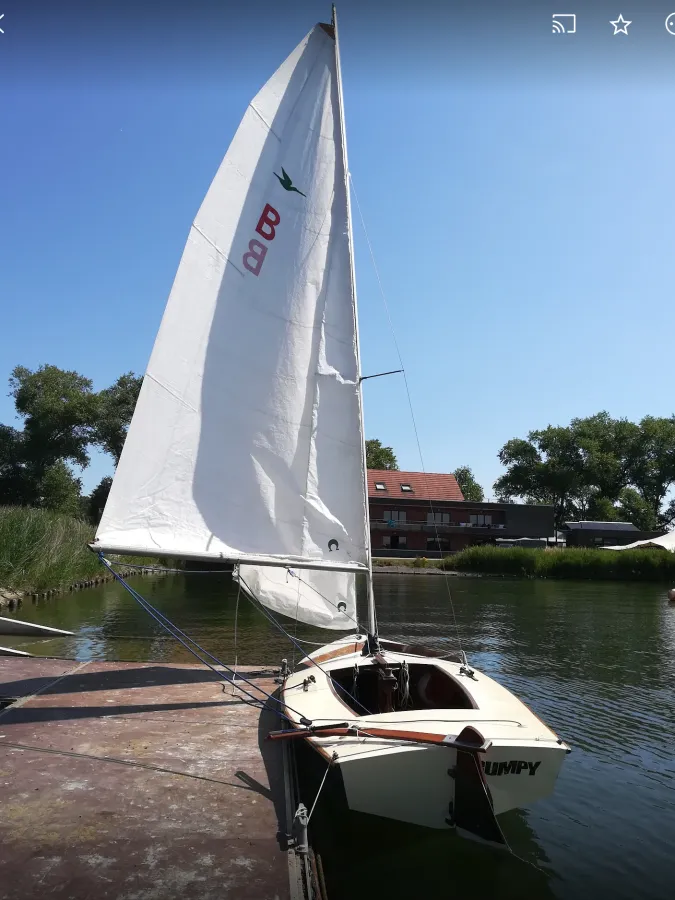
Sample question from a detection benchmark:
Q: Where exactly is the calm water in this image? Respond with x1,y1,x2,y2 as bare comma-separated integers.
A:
5,572,675,899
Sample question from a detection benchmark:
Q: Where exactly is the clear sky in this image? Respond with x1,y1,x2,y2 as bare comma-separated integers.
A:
2,0,675,497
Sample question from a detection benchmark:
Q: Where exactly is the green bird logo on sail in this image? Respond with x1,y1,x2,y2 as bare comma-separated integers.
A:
274,168,306,197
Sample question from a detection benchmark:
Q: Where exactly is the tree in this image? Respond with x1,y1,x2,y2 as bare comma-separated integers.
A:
494,412,675,530
39,461,83,517
0,364,141,514
93,373,142,464
587,496,619,523
10,364,99,471
494,428,584,527
616,488,659,532
366,439,398,470
660,498,675,531
627,416,675,519
87,476,113,525
0,425,35,506
453,466,484,502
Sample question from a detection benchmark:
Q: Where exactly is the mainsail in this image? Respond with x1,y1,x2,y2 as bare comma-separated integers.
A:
94,21,369,575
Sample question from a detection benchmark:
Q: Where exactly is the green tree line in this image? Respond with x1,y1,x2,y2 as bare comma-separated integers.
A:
366,417,675,530
0,365,141,522
494,412,675,531
1,366,672,534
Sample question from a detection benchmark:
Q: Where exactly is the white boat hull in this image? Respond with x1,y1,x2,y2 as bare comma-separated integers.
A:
0,616,74,637
339,739,566,828
280,635,569,831
0,646,31,657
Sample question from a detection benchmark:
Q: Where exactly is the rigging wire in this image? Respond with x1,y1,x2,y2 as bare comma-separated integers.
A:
98,555,309,723
349,174,466,663
106,560,347,647
236,571,373,717
101,554,372,721
307,753,337,823
231,577,242,695
292,568,302,670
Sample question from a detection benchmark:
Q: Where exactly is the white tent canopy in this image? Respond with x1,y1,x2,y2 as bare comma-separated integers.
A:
603,532,675,553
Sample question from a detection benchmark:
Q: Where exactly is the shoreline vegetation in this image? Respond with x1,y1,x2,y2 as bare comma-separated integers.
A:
3,508,675,610
374,546,675,581
0,506,159,608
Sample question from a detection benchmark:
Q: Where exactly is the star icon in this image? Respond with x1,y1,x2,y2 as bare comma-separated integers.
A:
610,14,631,35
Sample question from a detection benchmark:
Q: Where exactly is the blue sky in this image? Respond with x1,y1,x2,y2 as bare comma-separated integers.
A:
2,1,675,498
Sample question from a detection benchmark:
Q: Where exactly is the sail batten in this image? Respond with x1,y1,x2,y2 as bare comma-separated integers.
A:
94,24,369,575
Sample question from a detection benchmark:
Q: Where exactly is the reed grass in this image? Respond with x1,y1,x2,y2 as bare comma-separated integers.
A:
372,557,445,569
0,506,156,593
448,545,675,581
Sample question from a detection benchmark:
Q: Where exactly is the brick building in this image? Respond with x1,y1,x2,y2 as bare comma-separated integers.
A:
368,469,554,557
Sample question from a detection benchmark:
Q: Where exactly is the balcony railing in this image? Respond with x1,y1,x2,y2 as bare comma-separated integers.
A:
370,520,507,532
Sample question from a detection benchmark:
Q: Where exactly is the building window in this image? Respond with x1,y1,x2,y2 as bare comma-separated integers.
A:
427,537,450,551
382,535,407,549
400,483,413,492
383,510,406,524
470,514,492,527
374,482,387,491
427,512,451,525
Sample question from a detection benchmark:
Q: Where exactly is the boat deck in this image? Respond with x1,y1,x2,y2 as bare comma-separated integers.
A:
286,645,564,760
0,657,297,900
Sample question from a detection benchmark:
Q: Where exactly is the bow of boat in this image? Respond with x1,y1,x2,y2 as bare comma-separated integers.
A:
278,636,569,828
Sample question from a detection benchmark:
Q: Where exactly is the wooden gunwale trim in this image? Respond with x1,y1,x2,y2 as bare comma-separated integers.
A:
299,640,365,668
520,697,562,743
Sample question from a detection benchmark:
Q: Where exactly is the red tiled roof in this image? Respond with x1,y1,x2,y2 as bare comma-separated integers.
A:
367,469,464,501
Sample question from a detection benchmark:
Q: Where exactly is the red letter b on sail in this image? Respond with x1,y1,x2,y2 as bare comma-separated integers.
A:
242,240,268,276
255,204,280,241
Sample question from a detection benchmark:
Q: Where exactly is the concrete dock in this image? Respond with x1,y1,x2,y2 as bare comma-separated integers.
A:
0,657,303,899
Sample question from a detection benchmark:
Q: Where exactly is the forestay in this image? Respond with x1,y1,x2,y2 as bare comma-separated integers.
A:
235,564,358,631
94,22,369,572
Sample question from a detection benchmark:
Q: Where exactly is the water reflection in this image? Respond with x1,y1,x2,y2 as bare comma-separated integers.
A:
298,737,555,900
4,571,675,899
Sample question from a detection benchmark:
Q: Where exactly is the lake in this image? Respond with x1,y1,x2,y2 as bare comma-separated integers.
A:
5,571,675,899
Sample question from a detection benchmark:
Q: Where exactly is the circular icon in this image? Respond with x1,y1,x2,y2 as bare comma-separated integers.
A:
666,13,675,35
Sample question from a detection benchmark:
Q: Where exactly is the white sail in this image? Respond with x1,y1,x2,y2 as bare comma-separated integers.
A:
235,564,358,631
94,22,369,572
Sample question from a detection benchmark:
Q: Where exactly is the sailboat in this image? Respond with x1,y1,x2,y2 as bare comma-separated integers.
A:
92,8,569,843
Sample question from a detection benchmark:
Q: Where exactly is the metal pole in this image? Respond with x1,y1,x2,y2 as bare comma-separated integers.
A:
332,4,377,637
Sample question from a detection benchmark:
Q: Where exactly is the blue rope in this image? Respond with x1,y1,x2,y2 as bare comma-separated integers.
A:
98,555,306,723
99,554,371,721
112,558,361,629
